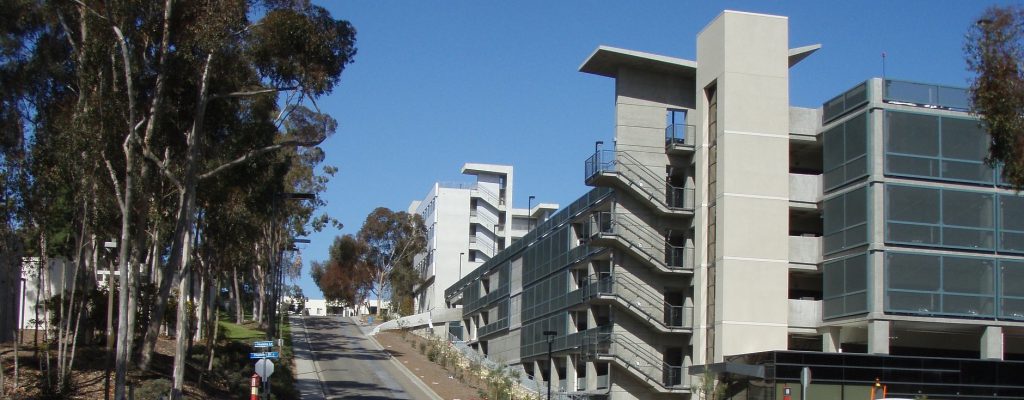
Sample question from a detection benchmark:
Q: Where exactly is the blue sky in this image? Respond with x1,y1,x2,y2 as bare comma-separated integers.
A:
293,0,1012,300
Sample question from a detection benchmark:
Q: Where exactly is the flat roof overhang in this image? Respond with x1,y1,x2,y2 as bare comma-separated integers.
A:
580,43,821,78
579,45,697,79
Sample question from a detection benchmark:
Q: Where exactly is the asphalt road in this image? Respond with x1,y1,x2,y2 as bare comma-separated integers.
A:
295,315,438,400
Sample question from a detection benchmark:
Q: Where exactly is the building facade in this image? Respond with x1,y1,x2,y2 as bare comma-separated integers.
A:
444,10,1024,400
409,163,557,315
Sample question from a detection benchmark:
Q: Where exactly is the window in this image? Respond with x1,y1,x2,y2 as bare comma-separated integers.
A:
1000,261,1024,320
1000,195,1024,253
885,252,995,318
885,111,993,184
823,253,868,319
885,184,995,250
823,186,868,254
823,112,869,191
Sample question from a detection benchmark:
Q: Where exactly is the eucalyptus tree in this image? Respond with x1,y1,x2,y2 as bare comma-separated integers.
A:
1,1,355,398
967,5,1024,188
357,208,427,315
311,235,374,309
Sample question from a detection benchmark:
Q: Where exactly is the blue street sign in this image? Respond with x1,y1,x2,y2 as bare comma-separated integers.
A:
249,351,280,359
253,340,274,348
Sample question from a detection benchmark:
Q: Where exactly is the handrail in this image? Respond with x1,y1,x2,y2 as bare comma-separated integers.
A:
472,184,504,208
472,233,497,257
591,212,694,271
616,151,693,210
472,208,499,229
582,273,692,330
582,331,685,389
585,150,694,212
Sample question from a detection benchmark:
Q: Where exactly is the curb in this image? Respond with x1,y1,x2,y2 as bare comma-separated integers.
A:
357,317,445,400
295,316,328,400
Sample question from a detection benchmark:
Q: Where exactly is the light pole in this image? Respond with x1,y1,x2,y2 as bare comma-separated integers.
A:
269,192,315,339
458,252,465,279
493,224,499,256
543,330,557,400
528,195,536,231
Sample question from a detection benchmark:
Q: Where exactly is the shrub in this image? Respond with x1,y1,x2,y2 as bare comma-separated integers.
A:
134,378,172,400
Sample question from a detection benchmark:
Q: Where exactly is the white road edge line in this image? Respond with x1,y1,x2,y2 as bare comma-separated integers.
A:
357,317,444,400
299,316,329,399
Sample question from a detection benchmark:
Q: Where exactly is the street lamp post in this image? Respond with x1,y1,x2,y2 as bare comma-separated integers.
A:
493,224,499,256
543,330,557,400
269,192,315,339
528,195,536,231
459,252,465,279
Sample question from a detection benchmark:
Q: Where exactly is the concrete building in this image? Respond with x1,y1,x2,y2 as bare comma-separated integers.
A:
444,10,1024,400
409,163,557,316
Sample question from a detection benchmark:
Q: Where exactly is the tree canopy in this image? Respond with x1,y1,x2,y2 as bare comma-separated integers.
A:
313,208,426,315
966,4,1024,188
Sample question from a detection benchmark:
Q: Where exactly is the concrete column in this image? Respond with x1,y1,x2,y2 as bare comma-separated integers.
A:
981,326,1004,360
821,327,841,353
565,356,577,392
550,356,561,393
868,320,890,354
586,361,597,391
534,360,544,388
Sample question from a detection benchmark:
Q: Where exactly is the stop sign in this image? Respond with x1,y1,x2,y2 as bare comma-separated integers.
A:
255,359,275,381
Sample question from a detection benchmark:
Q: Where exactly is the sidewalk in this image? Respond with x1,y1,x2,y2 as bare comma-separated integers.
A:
290,316,326,400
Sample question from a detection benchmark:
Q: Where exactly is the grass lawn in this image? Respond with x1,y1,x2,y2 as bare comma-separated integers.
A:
215,314,298,399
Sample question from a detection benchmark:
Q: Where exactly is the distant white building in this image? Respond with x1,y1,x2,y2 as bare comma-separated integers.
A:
301,299,378,317
408,163,557,315
19,257,73,330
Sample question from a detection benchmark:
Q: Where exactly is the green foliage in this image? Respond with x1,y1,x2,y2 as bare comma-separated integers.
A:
966,5,1024,188
251,6,357,96
133,378,172,400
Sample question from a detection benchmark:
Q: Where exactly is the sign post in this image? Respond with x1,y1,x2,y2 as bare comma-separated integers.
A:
252,341,276,399
800,367,812,400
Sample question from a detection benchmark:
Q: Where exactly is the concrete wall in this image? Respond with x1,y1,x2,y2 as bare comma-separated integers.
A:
696,11,791,362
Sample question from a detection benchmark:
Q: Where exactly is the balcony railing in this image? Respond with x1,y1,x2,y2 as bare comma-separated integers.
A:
665,124,696,149
590,212,694,272
585,150,694,212
477,317,509,338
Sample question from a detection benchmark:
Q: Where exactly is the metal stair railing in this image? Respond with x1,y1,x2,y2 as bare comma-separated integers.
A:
581,332,686,390
582,273,692,330
586,150,694,212
471,206,499,228
591,212,693,272
472,184,504,208
472,233,497,257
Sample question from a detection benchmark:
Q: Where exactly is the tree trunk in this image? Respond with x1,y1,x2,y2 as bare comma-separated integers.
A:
170,267,191,399
194,267,206,343
232,266,243,324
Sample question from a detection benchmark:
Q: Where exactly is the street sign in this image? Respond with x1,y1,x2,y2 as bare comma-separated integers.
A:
249,351,280,359
255,359,275,380
253,340,274,348
800,367,812,400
